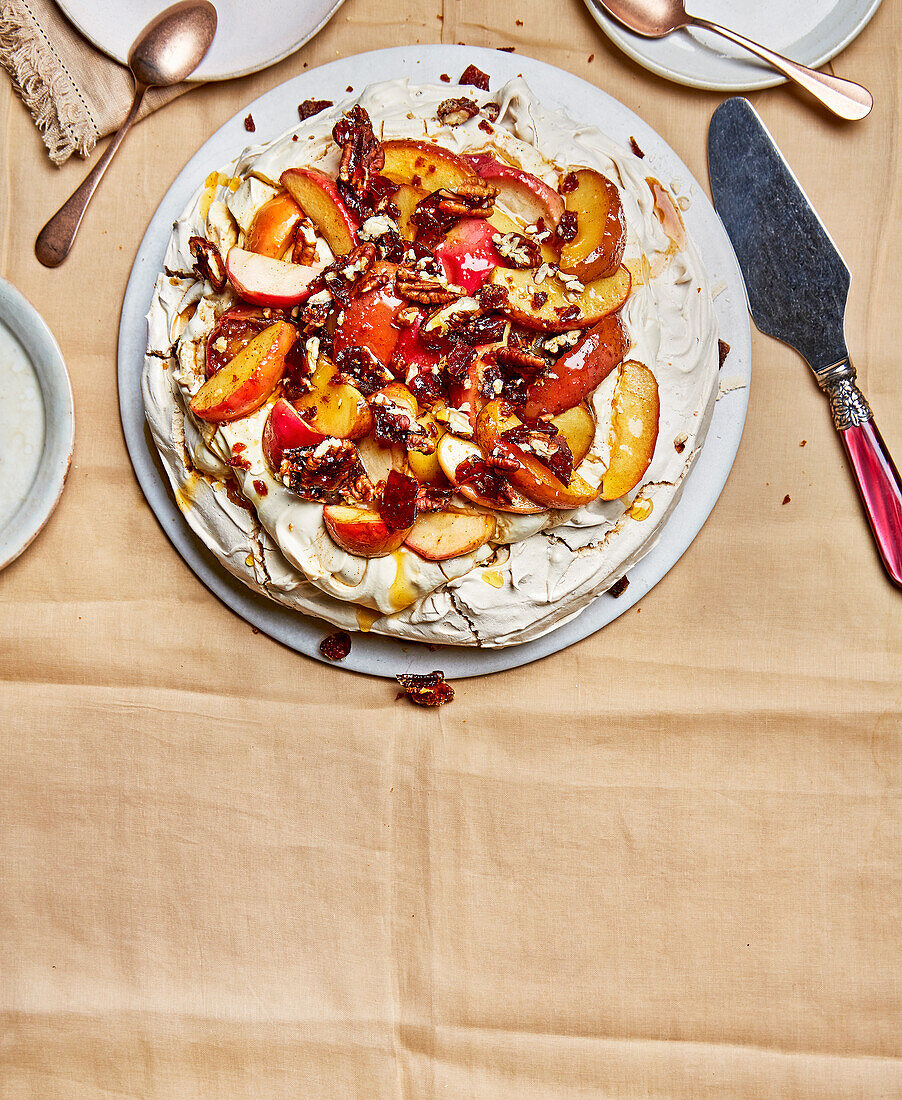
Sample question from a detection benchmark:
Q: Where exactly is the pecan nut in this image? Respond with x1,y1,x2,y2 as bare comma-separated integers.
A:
395,267,460,304
189,236,227,292
437,97,480,126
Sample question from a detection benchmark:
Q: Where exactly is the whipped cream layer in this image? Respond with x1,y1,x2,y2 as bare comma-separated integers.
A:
143,77,719,647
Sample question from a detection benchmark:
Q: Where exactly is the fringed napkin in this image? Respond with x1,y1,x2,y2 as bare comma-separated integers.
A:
1,0,193,164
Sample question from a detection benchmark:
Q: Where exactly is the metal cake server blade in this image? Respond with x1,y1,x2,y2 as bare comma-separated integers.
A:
708,97,902,588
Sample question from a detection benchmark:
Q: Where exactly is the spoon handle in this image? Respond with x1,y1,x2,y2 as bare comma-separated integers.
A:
35,82,148,268
690,17,873,121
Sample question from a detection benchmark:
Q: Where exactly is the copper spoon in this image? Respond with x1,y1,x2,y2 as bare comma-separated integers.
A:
594,0,873,121
35,1,217,268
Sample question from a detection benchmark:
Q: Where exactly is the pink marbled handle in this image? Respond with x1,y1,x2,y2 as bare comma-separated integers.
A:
840,420,902,588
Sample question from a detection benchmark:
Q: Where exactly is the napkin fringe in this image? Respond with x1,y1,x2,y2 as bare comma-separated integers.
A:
1,0,98,163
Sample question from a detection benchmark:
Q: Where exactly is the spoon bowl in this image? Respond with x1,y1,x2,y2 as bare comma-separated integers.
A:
35,1,217,268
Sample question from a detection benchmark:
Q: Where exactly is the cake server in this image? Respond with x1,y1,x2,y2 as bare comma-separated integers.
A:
708,96,902,588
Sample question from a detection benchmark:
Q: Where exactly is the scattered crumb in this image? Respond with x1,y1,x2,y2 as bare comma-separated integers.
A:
718,339,730,367
588,53,595,62
346,85,353,93
673,432,688,454
298,98,333,121
251,627,260,635
711,279,727,298
516,18,523,25
800,439,807,447
460,64,490,90
629,136,645,158
782,495,791,505
440,73,451,82
717,375,746,401
320,631,352,661
396,670,454,707
497,46,516,53
243,113,255,132
608,576,630,598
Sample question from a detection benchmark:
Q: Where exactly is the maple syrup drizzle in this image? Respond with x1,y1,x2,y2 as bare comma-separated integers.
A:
355,605,381,632
628,496,654,521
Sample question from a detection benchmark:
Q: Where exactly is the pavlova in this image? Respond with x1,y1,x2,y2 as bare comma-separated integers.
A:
143,70,719,647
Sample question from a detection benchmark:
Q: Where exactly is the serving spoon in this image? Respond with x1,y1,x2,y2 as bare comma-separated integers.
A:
35,1,217,268
594,0,873,121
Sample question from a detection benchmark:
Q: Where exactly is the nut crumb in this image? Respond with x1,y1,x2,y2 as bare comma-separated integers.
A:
395,670,454,707
243,113,255,132
440,73,451,82
608,576,630,598
459,64,490,90
782,495,791,505
629,136,645,159
298,98,333,121
800,439,807,447
587,53,594,62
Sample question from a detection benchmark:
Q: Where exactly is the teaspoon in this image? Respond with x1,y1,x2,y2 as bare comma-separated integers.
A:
35,1,217,268
595,0,873,121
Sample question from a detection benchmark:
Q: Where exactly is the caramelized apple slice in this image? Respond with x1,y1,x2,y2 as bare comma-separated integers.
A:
519,312,630,418
487,208,556,264
190,320,297,423
466,154,564,227
293,356,372,440
405,510,496,561
244,192,303,258
323,504,409,557
434,218,502,293
558,169,626,282
407,412,447,485
332,262,406,366
393,183,426,240
355,433,407,484
475,399,600,510
381,140,479,192
280,167,357,256
600,360,660,501
262,397,327,469
488,264,631,331
226,248,320,308
436,433,544,514
550,403,595,466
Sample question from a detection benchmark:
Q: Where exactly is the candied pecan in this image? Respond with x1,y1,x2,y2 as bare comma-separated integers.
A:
628,136,645,159
555,210,578,244
608,576,630,598
410,192,459,246
485,452,520,472
502,422,573,484
395,267,459,305
559,172,579,195
416,485,454,513
320,631,352,661
228,442,251,471
437,96,480,125
395,670,455,707
456,312,507,346
334,345,393,395
434,181,497,218
532,291,548,310
322,242,377,296
718,339,731,368
490,345,547,372
291,216,318,266
280,439,365,502
482,102,500,122
353,263,394,298
298,292,333,330
371,396,434,452
379,470,419,530
556,304,582,324
252,479,268,496
394,305,421,328
459,64,490,91
478,120,494,135
298,98,333,121
244,113,255,132
332,105,392,221
189,236,227,292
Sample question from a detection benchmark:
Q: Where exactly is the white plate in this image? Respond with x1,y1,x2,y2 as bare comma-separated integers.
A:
0,279,74,572
55,0,346,82
118,44,751,678
584,0,882,91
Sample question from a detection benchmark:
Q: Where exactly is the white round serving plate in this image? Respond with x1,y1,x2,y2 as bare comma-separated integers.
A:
118,44,751,678
583,0,882,91
55,0,346,82
0,279,74,572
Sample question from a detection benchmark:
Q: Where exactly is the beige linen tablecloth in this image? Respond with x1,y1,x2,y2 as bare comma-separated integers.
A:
1,1,900,1095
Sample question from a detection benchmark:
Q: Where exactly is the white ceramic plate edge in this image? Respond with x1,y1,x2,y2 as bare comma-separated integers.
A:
0,279,75,572
117,44,751,679
55,0,347,82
